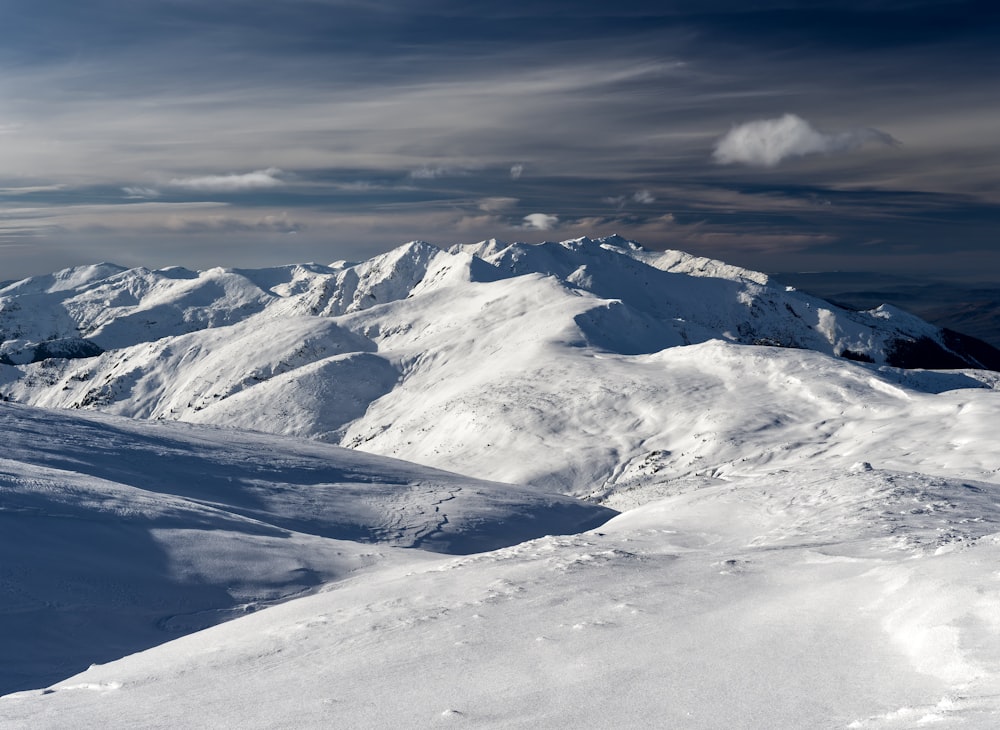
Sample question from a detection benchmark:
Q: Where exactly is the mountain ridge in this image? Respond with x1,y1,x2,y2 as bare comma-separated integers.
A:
3,236,996,370
4,236,999,498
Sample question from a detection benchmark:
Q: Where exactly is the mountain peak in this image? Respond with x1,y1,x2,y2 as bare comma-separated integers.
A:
596,233,646,251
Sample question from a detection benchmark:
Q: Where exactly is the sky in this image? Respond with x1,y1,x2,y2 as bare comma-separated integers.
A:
1,0,998,281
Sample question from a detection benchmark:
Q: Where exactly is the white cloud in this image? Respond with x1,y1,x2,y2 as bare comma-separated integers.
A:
510,163,524,180
523,213,558,230
633,190,655,204
169,168,285,192
713,114,898,167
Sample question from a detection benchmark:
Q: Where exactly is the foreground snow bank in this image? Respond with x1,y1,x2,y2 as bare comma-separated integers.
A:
6,466,1000,728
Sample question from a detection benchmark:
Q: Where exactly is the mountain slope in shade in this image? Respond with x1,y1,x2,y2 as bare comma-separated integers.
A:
0,402,614,694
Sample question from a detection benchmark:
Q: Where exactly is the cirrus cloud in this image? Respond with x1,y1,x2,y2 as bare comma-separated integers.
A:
713,114,899,167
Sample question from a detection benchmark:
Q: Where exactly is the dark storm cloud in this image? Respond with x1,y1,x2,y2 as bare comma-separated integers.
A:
0,0,997,280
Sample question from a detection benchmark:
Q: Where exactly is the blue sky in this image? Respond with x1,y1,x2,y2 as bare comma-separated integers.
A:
1,0,998,280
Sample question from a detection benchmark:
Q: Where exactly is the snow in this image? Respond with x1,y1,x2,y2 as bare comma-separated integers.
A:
0,402,612,695
7,238,997,496
6,466,1000,727
21,315,380,421
2,236,1000,727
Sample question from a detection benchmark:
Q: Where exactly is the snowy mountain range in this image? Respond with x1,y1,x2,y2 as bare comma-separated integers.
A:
3,236,1000,728
3,236,998,488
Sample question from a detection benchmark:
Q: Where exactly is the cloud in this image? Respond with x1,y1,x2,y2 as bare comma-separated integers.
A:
410,166,446,179
165,211,302,234
0,184,66,195
168,168,285,192
604,191,655,209
1,1,995,282
713,114,899,167
523,213,559,230
0,201,233,244
454,213,504,232
478,197,518,212
331,181,381,192
122,186,161,199
410,166,469,180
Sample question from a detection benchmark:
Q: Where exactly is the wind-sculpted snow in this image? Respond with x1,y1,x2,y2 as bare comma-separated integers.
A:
0,402,614,694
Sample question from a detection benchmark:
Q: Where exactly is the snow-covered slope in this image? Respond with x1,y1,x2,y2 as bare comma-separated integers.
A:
6,464,1000,728
0,402,613,694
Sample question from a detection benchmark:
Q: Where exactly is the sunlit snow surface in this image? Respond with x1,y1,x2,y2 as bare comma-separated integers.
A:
2,237,1000,727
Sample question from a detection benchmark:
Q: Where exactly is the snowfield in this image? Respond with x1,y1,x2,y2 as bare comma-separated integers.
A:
2,236,1000,727
0,403,612,695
